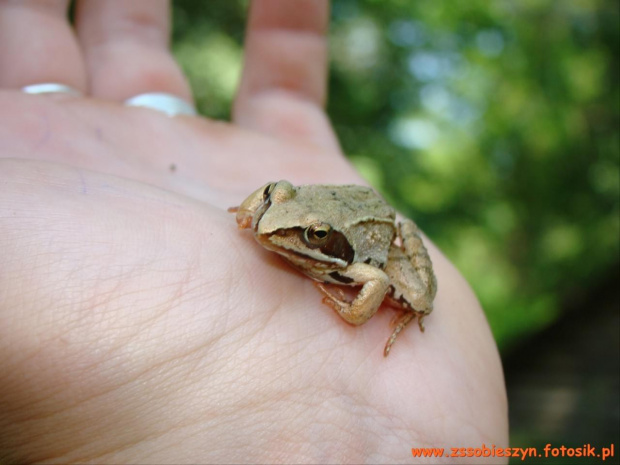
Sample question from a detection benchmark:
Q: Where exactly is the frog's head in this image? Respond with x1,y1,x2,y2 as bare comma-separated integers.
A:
229,180,295,230
231,180,354,270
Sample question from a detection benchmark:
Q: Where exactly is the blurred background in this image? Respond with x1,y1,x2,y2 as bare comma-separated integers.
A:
171,0,619,462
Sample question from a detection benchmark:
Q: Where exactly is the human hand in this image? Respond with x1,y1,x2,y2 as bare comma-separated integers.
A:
0,1,507,463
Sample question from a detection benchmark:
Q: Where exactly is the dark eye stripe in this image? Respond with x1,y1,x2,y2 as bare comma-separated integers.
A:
282,227,355,265
319,230,354,264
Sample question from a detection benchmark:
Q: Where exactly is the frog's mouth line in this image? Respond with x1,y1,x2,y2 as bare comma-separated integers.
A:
259,226,355,268
267,241,346,267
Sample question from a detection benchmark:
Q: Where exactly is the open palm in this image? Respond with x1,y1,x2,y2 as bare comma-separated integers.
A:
0,1,507,463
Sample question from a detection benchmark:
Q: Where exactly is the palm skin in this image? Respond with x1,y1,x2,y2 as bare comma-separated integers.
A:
0,1,507,463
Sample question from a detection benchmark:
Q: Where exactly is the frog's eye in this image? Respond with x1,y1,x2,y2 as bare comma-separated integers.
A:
303,223,332,246
262,183,276,200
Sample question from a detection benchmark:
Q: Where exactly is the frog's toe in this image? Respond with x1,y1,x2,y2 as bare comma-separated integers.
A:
383,312,416,356
315,282,349,305
418,315,426,332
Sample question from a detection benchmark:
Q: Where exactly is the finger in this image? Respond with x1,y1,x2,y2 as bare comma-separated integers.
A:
233,0,339,152
0,0,86,90
75,0,192,103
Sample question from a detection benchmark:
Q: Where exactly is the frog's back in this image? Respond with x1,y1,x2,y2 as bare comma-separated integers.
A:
295,184,395,225
302,185,396,269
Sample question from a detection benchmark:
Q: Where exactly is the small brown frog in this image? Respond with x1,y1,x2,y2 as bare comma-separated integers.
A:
229,181,437,356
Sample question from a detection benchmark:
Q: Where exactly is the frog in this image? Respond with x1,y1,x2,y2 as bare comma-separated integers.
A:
228,180,437,356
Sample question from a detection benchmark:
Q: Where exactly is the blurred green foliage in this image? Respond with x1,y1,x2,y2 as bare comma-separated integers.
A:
171,0,619,350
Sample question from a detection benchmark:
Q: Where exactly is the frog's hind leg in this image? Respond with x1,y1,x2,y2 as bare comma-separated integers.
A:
384,312,416,357
398,220,437,301
379,220,437,356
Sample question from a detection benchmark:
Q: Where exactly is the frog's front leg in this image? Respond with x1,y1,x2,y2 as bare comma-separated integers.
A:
316,263,390,326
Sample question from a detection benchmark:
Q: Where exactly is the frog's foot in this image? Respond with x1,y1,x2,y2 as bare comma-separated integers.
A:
315,283,376,326
315,283,351,310
384,312,416,357
389,310,426,331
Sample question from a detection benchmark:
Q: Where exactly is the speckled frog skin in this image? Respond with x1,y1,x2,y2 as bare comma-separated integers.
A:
230,180,437,356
